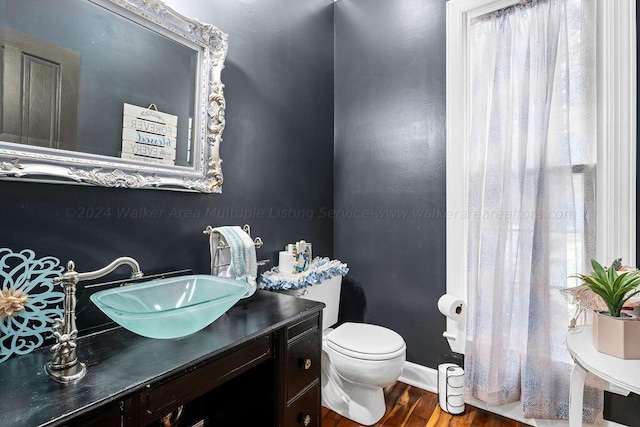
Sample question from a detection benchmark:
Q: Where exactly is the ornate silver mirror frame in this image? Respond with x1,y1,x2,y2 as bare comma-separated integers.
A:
0,0,227,192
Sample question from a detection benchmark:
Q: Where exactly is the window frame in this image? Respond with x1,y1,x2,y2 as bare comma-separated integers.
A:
445,0,637,354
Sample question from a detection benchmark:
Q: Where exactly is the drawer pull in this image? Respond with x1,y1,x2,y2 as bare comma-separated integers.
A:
297,413,311,426
160,405,183,427
302,358,312,370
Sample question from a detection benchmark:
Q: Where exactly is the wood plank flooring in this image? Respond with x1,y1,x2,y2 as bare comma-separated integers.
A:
321,382,529,427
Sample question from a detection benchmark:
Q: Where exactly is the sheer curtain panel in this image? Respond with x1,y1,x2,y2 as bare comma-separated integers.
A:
462,0,601,421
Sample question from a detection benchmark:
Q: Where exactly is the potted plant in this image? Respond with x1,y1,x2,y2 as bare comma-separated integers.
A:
574,259,640,359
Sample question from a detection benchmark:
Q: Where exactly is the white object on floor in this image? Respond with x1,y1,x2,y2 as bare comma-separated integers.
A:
323,323,406,425
437,363,464,414
282,274,407,426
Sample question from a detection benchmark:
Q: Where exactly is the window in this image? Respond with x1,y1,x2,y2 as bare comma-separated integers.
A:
445,0,636,354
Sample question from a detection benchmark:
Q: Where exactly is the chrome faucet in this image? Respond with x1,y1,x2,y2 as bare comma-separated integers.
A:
45,257,143,383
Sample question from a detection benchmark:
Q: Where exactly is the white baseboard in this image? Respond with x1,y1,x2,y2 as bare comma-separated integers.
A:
398,361,627,427
398,361,439,394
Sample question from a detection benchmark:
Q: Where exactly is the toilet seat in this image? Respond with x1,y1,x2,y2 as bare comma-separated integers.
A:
326,322,406,361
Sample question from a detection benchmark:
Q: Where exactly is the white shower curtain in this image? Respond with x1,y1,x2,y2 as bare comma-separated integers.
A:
463,0,601,421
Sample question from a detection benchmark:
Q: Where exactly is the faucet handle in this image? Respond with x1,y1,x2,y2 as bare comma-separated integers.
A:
51,328,78,358
52,318,64,333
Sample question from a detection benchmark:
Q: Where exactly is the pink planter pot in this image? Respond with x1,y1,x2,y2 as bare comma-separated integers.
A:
593,311,640,359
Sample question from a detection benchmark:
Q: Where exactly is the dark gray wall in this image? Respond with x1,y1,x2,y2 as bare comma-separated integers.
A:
334,0,449,368
0,0,334,331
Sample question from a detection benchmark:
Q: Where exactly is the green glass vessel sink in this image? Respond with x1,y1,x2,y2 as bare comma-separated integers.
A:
90,275,250,339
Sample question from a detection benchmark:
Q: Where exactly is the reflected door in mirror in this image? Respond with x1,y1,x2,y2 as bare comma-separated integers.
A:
0,28,79,151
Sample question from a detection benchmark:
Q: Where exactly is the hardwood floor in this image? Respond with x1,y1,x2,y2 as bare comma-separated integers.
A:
321,382,529,427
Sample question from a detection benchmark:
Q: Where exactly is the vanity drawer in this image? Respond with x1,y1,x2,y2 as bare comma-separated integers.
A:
139,335,271,425
286,383,320,427
287,315,320,342
287,328,321,401
73,399,133,427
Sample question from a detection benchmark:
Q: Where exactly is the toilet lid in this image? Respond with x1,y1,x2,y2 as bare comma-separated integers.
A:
326,322,406,360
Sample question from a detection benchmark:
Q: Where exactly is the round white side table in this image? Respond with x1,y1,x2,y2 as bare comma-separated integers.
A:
566,326,640,427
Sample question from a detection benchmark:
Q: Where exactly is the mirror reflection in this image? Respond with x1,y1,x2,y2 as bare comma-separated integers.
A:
0,0,198,167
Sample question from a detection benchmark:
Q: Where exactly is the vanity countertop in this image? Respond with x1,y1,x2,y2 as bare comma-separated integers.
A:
0,290,323,427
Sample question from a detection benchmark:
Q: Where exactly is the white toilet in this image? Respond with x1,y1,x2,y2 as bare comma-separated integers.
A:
283,276,406,426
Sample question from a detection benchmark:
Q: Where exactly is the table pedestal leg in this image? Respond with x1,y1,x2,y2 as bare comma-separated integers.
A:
569,362,588,427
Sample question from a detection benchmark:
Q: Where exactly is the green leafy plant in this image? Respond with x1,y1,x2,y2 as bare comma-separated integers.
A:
573,259,640,317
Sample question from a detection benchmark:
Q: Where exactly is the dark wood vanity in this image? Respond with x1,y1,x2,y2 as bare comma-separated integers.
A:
0,291,324,427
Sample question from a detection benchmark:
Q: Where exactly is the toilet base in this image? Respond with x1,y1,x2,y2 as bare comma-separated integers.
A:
321,352,387,426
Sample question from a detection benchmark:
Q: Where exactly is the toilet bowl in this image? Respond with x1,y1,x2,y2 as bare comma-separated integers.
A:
282,275,407,425
321,322,406,425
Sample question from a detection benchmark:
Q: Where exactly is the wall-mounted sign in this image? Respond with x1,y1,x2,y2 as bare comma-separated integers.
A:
121,103,177,165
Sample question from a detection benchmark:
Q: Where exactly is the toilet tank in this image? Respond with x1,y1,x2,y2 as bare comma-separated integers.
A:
282,275,342,330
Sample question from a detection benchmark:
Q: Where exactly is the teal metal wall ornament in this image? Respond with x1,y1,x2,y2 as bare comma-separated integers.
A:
0,248,64,363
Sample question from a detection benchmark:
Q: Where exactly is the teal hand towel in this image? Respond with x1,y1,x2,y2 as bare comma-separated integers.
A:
207,226,257,297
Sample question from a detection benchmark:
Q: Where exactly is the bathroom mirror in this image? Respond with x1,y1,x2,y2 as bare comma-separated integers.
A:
0,0,227,192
